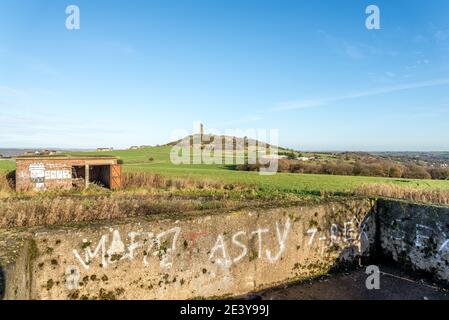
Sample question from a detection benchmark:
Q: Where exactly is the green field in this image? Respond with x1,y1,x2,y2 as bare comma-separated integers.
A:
0,160,15,172
76,147,449,194
2,146,449,194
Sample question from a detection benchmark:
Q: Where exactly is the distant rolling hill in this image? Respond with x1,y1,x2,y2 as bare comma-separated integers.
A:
164,134,292,152
0,148,85,157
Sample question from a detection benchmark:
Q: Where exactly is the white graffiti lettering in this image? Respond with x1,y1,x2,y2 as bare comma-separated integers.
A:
209,234,232,268
232,231,247,264
209,218,291,267
251,228,269,259
73,227,181,270
266,218,291,263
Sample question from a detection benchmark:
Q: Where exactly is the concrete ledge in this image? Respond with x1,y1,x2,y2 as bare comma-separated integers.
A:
1,199,376,300
6,198,449,300
0,233,35,300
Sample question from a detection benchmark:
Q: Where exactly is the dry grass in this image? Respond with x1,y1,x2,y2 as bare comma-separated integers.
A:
0,171,248,197
355,184,449,205
0,171,270,228
0,171,14,197
0,171,275,228
0,193,257,229
122,172,243,191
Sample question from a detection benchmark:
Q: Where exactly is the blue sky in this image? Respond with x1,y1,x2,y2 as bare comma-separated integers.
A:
1,0,449,151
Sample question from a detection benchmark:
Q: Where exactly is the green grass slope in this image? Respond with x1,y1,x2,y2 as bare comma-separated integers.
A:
0,160,15,172
71,146,449,194
3,146,449,195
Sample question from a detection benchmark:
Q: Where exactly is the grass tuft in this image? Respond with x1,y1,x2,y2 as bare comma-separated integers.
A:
355,184,449,205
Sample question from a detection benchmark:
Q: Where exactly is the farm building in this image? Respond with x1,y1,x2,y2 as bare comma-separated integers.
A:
15,155,121,192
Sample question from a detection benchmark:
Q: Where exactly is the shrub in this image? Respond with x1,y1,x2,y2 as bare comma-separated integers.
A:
235,157,443,181
403,164,431,180
428,168,449,180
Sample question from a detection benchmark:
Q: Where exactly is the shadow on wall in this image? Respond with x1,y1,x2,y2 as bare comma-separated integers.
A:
6,170,16,190
0,265,5,300
243,208,378,300
331,208,378,272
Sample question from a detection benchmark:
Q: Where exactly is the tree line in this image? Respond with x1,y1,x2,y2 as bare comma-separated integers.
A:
236,159,449,180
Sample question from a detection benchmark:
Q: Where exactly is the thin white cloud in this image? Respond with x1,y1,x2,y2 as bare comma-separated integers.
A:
318,30,398,60
275,78,449,111
0,85,25,96
344,43,365,60
0,110,123,141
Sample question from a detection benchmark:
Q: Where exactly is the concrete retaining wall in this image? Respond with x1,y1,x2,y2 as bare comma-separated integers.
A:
0,233,34,300
377,199,449,284
7,198,449,300
1,199,376,300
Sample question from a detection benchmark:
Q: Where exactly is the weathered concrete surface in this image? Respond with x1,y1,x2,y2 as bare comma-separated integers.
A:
377,199,449,285
248,264,449,300
1,199,376,300
0,231,34,299
4,198,449,300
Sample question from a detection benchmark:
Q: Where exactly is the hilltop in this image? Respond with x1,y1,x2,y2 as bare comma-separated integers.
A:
163,133,291,152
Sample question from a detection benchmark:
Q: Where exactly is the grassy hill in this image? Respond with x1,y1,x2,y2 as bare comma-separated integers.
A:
72,146,449,194
2,145,449,195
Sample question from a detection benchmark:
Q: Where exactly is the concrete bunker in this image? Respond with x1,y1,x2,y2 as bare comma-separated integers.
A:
15,156,122,192
2,199,449,300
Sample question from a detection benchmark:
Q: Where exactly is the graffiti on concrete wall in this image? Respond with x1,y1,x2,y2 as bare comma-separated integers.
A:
71,215,370,273
414,223,449,255
73,227,181,270
208,218,292,267
28,163,71,189
388,221,449,256
306,216,371,254
59,212,374,294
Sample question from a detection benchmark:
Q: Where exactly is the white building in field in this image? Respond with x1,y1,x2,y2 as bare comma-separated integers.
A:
262,154,288,160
